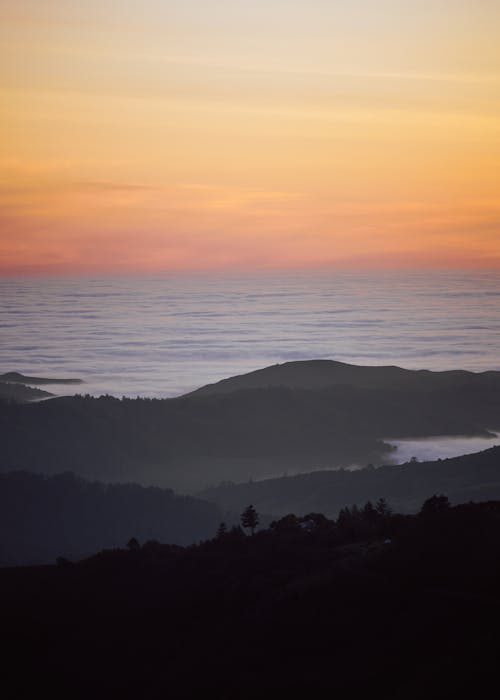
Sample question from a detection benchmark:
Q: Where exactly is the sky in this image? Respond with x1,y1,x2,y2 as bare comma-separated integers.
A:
1,0,499,274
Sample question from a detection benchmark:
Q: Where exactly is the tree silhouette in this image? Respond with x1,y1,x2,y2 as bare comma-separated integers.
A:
127,537,140,551
362,500,378,525
216,522,227,538
270,513,300,532
420,494,451,518
375,498,392,517
241,505,259,535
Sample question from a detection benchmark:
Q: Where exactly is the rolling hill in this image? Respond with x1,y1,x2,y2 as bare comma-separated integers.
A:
1,360,499,491
200,445,500,517
185,359,500,396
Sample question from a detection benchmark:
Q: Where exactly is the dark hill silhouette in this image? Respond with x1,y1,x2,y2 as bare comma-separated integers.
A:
0,471,234,565
0,371,83,385
200,445,500,517
0,381,53,402
185,358,500,396
1,361,500,490
2,499,500,696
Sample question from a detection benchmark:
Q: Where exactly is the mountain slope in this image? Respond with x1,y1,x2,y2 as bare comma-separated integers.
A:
199,445,500,517
0,381,53,402
0,371,83,385
0,471,233,565
1,360,500,490
2,500,500,696
185,359,500,396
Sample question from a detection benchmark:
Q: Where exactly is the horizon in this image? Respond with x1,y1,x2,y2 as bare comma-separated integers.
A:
2,271,499,401
1,1,500,275
1,264,500,279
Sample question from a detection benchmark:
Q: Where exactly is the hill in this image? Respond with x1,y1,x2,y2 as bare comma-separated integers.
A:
2,498,500,696
0,371,83,385
1,360,500,490
185,358,500,396
0,471,233,565
0,381,53,402
200,445,500,516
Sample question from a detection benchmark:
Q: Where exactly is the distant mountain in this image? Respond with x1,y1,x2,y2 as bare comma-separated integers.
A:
0,471,234,565
0,371,83,385
0,391,390,489
1,360,500,490
185,359,500,396
199,445,500,517
0,381,53,402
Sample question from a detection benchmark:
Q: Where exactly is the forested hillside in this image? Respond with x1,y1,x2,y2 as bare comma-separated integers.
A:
1,360,500,490
200,445,500,516
0,471,233,565
2,498,500,696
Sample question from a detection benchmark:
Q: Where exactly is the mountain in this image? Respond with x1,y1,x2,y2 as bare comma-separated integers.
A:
1,360,500,491
0,381,53,402
185,359,500,396
0,371,83,385
199,445,500,517
0,471,234,566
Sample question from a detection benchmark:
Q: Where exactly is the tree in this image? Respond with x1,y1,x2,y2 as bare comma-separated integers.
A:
56,556,72,568
127,537,140,551
241,504,259,535
375,498,392,517
216,522,227,538
420,494,450,519
362,500,378,525
270,514,300,533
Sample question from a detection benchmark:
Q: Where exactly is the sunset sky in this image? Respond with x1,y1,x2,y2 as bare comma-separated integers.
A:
1,1,499,274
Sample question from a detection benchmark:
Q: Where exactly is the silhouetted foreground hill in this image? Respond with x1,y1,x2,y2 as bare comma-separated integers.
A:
200,445,500,516
0,471,233,565
1,360,500,490
2,499,500,697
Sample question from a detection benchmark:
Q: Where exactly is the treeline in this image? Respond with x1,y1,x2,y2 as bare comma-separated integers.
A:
0,471,234,565
84,494,464,565
2,497,500,697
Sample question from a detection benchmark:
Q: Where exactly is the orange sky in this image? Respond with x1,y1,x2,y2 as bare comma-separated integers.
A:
1,1,500,274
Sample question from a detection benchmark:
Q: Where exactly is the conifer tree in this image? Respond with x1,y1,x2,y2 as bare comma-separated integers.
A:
241,504,259,535
216,522,227,538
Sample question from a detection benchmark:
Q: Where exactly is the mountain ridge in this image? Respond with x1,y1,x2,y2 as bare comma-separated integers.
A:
199,444,500,517
0,371,83,385
2,359,500,491
184,359,499,397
